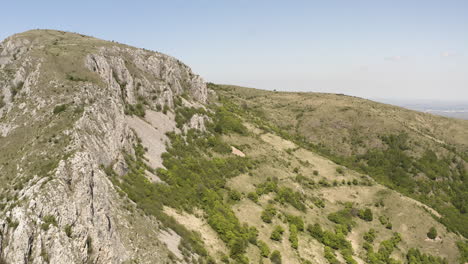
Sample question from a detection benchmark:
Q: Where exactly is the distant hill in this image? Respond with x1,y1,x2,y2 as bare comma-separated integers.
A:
374,99,468,120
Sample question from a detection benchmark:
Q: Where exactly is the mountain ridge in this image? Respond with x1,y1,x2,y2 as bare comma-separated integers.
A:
0,30,466,264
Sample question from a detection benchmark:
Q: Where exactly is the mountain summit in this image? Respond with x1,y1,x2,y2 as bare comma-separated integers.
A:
0,30,467,264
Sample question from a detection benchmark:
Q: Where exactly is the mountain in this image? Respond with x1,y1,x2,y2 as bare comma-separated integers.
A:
0,30,467,264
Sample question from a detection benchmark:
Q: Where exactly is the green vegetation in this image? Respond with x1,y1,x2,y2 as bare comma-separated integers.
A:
257,240,270,258
124,103,145,117
378,215,393,229
324,246,339,264
270,250,282,264
289,224,299,249
64,224,72,238
364,232,401,264
10,81,24,98
41,215,57,231
358,208,373,222
0,95,5,108
256,177,306,211
406,248,447,264
327,206,356,230
307,223,353,254
363,229,376,243
261,205,277,223
427,226,437,239
211,84,468,238
175,106,207,128
53,104,68,114
354,134,468,237
457,240,468,263
229,190,241,201
285,214,304,231
270,225,284,241
247,192,258,202
66,73,88,82
107,104,258,262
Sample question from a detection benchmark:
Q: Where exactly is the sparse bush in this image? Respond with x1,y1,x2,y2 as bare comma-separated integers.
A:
247,192,258,203
0,95,5,109
261,206,277,223
363,229,376,243
53,104,68,114
336,167,344,174
270,225,284,241
286,214,304,231
270,250,282,264
289,224,299,249
358,208,373,222
86,235,93,254
258,240,270,258
229,190,241,201
125,103,145,117
41,215,57,231
324,246,339,264
64,224,72,237
66,73,87,82
427,227,437,239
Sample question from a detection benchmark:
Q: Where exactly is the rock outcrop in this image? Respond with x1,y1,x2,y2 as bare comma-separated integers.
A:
0,30,208,264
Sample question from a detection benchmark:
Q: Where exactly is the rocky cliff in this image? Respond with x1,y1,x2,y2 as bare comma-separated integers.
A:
0,30,207,264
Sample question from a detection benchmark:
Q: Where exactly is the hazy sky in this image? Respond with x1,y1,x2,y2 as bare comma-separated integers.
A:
1,0,467,101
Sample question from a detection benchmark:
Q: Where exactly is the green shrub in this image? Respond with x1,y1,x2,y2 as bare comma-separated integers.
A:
247,192,258,202
324,246,339,264
257,240,270,258
363,229,376,243
64,224,72,237
358,208,373,222
229,190,241,201
212,106,247,135
289,224,299,249
270,225,284,241
0,95,5,109
125,103,145,117
66,73,87,82
261,206,276,223
427,227,437,239
457,240,468,263
285,214,304,231
327,207,356,228
406,248,447,264
270,250,282,264
41,215,57,231
53,104,68,114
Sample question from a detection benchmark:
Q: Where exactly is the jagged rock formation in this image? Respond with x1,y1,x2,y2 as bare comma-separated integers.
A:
0,30,207,264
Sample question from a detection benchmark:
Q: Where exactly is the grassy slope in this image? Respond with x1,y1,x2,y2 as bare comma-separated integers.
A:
212,84,468,240
132,91,464,263
224,128,461,263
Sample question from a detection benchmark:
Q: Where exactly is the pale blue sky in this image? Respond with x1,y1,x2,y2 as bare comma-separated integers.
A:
1,0,467,101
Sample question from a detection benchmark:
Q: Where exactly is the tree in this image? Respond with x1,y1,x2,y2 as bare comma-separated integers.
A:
427,227,437,239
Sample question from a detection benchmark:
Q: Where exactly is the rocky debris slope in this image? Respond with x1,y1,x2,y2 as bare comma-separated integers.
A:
0,30,207,264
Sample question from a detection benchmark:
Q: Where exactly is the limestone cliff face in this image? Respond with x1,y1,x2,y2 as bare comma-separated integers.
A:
0,30,207,264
